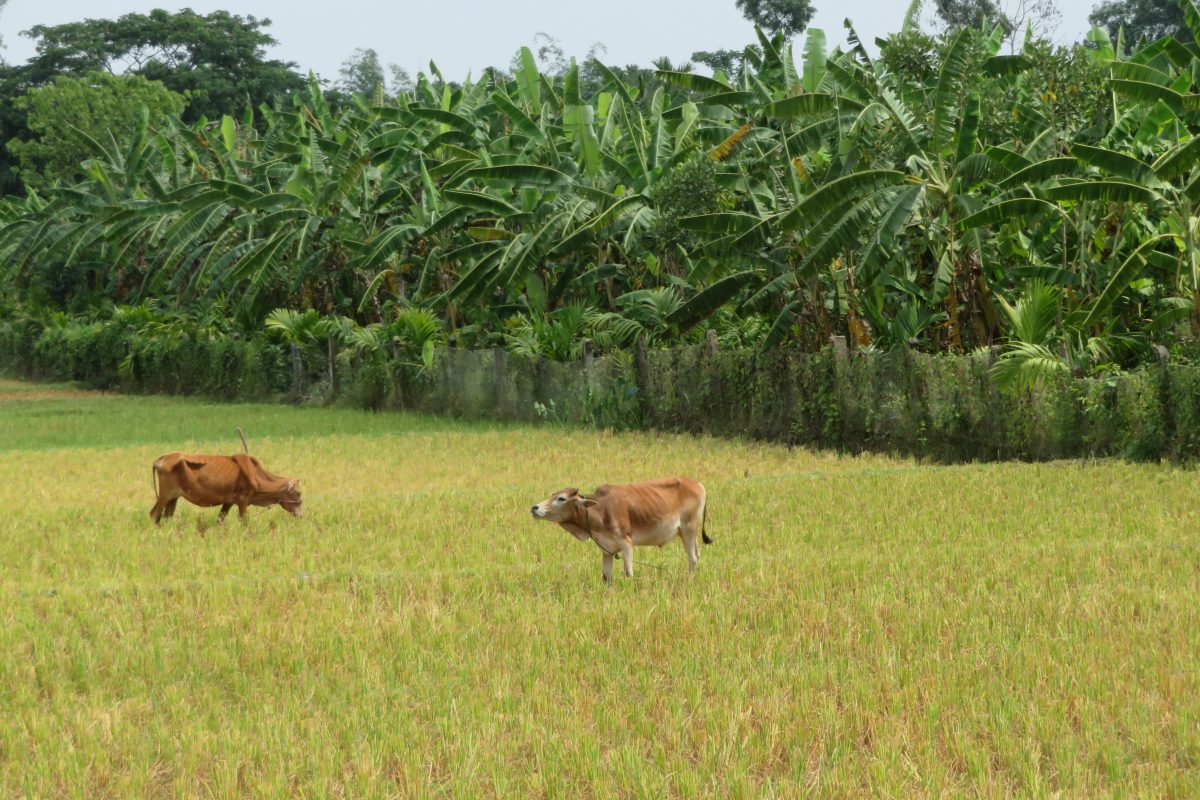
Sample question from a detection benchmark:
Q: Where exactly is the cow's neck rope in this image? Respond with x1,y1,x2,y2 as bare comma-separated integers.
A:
582,505,615,557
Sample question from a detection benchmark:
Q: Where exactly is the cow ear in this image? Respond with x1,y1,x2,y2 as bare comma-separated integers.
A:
578,497,598,508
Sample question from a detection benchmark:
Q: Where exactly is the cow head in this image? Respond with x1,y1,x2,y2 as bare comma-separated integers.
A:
530,487,596,526
278,479,303,517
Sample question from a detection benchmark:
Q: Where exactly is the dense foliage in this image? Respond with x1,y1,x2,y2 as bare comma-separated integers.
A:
16,9,304,122
0,9,305,194
6,4,1200,387
8,72,185,187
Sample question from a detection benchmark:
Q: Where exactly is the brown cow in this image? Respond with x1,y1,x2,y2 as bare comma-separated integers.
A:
150,452,302,524
530,477,710,583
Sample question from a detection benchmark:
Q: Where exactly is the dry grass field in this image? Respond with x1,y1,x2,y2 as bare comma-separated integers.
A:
0,377,1198,798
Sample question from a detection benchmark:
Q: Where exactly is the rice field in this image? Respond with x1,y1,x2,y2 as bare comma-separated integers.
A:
0,377,1197,798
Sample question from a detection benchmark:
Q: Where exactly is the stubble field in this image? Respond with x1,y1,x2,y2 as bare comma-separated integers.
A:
0,377,1197,798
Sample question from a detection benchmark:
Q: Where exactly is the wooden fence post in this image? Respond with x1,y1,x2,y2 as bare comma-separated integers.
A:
391,336,405,409
290,343,303,404
327,335,338,397
446,337,458,414
635,337,652,424
1154,344,1174,455
493,348,507,418
581,338,595,420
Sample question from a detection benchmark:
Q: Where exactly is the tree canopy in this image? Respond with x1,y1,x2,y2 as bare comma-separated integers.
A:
935,0,1011,30
337,48,413,100
735,0,815,37
1088,0,1189,44
7,71,184,186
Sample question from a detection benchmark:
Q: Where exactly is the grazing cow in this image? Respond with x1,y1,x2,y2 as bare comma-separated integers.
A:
150,452,302,524
530,477,711,582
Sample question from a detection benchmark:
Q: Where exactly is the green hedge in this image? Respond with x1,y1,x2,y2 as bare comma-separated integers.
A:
3,318,1199,463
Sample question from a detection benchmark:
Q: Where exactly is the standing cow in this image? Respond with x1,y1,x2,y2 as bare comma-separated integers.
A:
530,477,711,582
150,452,302,524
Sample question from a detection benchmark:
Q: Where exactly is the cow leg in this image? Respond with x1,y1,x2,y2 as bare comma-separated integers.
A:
162,499,179,520
236,503,249,522
602,552,614,584
620,536,634,579
682,526,700,574
217,504,232,523
150,499,167,525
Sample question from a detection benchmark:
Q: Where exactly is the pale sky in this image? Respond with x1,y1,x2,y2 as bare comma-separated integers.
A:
1,0,1102,82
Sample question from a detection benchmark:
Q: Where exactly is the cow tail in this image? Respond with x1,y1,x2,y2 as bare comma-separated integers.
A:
151,463,159,498
700,492,713,545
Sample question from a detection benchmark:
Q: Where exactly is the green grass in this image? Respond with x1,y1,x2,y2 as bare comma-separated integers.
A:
1,379,1198,798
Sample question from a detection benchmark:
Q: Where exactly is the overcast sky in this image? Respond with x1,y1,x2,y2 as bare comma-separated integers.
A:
1,0,1102,83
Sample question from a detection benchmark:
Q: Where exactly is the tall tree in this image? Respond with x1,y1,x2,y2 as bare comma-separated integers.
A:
735,0,815,37
1088,0,1188,44
338,48,387,98
337,49,414,99
933,0,1060,50
690,48,751,75
0,65,32,195
389,64,414,95
18,10,304,121
1003,0,1061,43
510,33,570,76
